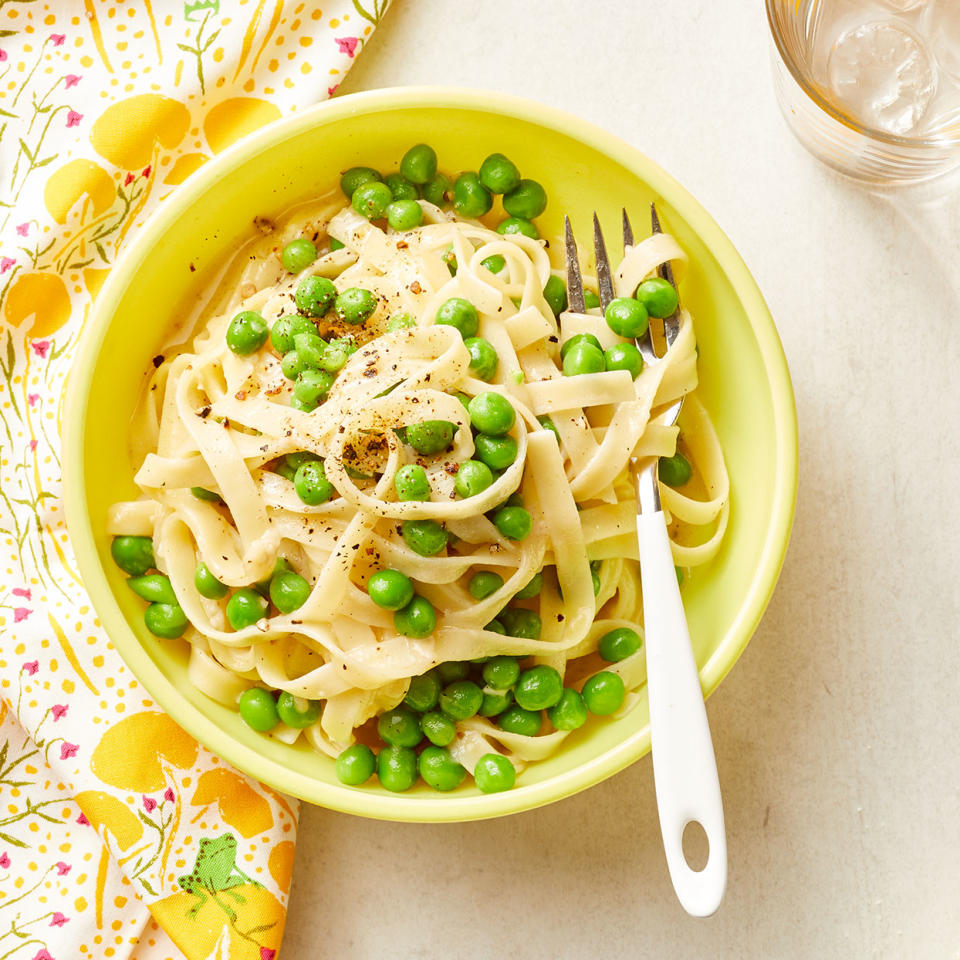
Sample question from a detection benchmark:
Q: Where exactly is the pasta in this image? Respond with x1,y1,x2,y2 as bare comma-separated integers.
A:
107,151,729,794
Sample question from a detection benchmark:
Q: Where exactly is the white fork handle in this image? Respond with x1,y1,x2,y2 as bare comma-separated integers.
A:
637,509,727,917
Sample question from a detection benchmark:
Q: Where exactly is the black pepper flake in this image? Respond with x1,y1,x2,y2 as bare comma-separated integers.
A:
152,354,164,368
198,406,211,418
188,263,196,273
548,335,559,343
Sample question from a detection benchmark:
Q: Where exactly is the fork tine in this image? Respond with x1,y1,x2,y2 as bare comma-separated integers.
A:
650,202,677,290
564,216,586,314
593,212,615,311
622,207,634,250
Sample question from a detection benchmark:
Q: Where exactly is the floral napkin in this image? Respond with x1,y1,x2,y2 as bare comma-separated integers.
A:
0,2,390,958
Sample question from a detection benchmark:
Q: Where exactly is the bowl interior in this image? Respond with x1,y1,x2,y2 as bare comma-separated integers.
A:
66,90,796,822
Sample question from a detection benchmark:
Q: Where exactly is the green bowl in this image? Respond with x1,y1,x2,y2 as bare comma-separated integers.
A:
64,88,797,822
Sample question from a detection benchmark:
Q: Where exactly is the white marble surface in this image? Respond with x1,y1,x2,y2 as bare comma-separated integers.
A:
282,2,960,957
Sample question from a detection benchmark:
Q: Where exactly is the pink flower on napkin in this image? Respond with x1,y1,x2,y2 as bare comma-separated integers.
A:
327,84,339,97
66,110,82,128
335,36,358,57
50,33,65,46
32,340,50,358
29,440,37,452
50,913,68,928
15,222,29,237
0,257,15,274
55,861,71,875
32,950,54,960
0,853,10,869
260,949,277,960
124,172,135,186
22,660,38,675
65,74,81,88
59,742,78,760
51,704,68,721
0,50,7,63
142,795,157,813
142,164,152,178
14,608,32,623
28,393,39,407
12,588,30,600
164,787,175,803
76,812,89,826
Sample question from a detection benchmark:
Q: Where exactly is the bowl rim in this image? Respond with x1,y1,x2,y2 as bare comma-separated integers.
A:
63,86,798,823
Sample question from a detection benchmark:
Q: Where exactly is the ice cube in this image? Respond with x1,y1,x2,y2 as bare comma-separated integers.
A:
827,20,937,136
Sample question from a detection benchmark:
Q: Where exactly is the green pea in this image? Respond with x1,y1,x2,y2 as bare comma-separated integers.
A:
352,180,393,220
453,171,493,218
269,570,311,614
254,557,290,599
226,310,268,356
401,520,447,557
127,573,177,605
455,391,472,410
582,671,626,715
226,588,269,630
367,569,415,611
143,602,188,639
378,705,423,747
276,455,300,481
439,680,483,721
394,595,437,637
463,336,498,382
605,342,644,379
605,297,649,339
291,332,325,371
405,671,441,713
486,619,506,635
386,198,423,231
474,433,517,470
294,368,334,406
492,506,532,542
111,535,155,576
478,689,513,717
659,452,692,487
281,350,308,381
436,661,470,684
537,416,559,439
335,743,376,785
514,665,563,711
468,570,503,600
383,171,419,201
377,744,418,792
562,341,605,377
294,460,334,505
482,656,520,690
386,311,416,333
467,392,515,436
481,254,506,275
422,171,452,206
420,710,456,746
636,276,679,318
515,571,542,599
478,152,521,194
290,394,317,413
497,217,538,239
238,687,279,732
499,606,540,638
281,238,317,273
394,464,430,501
441,247,458,276
503,179,547,219
335,287,377,325
405,420,456,455
474,753,516,792
498,706,541,736
435,297,479,338
592,569,602,595
276,691,321,728
547,688,588,730
584,290,601,310
560,333,602,360
285,451,319,471
294,275,337,317
340,166,381,198
194,562,228,599
191,486,223,504
418,745,466,791
543,275,568,315
329,237,346,251
400,143,438,185
599,626,642,662
454,459,494,499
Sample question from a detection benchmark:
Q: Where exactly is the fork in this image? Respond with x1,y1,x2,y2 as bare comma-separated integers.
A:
564,206,727,917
